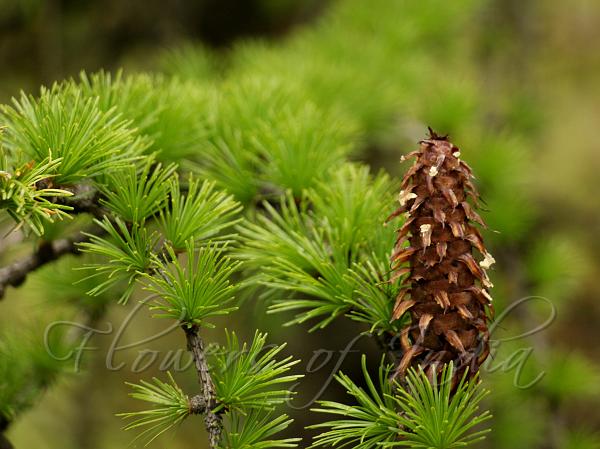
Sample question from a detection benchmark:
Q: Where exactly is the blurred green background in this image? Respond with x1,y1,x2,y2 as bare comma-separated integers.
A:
1,0,599,448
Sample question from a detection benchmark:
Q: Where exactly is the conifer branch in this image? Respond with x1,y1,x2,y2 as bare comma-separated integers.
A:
118,372,191,445
0,177,112,300
0,226,104,300
183,325,223,449
52,184,107,220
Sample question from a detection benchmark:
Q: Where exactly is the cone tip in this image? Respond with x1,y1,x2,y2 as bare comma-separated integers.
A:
427,126,449,141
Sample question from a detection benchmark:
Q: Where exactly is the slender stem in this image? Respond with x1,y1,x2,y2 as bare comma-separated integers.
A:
0,181,114,300
53,185,107,220
0,229,99,300
183,325,222,449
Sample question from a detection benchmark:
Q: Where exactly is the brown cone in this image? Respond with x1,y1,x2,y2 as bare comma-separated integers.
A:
388,129,494,383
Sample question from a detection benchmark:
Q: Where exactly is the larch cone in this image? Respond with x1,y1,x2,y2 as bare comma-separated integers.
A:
388,128,494,383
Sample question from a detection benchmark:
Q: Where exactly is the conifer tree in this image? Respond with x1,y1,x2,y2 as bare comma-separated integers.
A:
0,78,303,448
1,1,597,448
0,76,491,448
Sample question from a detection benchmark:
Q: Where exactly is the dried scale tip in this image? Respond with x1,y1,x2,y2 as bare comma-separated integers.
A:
388,128,494,383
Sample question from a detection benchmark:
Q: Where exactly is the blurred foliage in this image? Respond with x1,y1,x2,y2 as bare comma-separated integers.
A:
1,0,599,448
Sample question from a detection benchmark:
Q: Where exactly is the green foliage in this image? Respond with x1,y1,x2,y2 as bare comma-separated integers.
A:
191,76,284,202
191,76,356,202
77,71,162,137
311,356,491,449
254,102,354,196
391,364,491,448
76,70,212,161
220,410,300,449
230,0,477,141
236,193,315,274
0,153,72,235
4,0,593,446
237,164,400,333
118,372,191,446
78,217,159,303
0,319,72,421
157,43,219,82
100,159,176,224
144,241,240,327
119,332,302,447
0,85,145,184
309,356,402,449
212,331,302,413
189,132,260,204
308,164,396,260
158,175,241,250
342,259,404,335
251,214,355,330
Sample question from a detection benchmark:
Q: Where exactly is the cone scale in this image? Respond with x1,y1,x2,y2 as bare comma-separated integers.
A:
388,129,494,382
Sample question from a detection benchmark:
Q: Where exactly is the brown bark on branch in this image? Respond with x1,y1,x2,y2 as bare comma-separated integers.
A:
0,183,111,300
0,227,104,300
183,325,222,449
52,185,107,220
